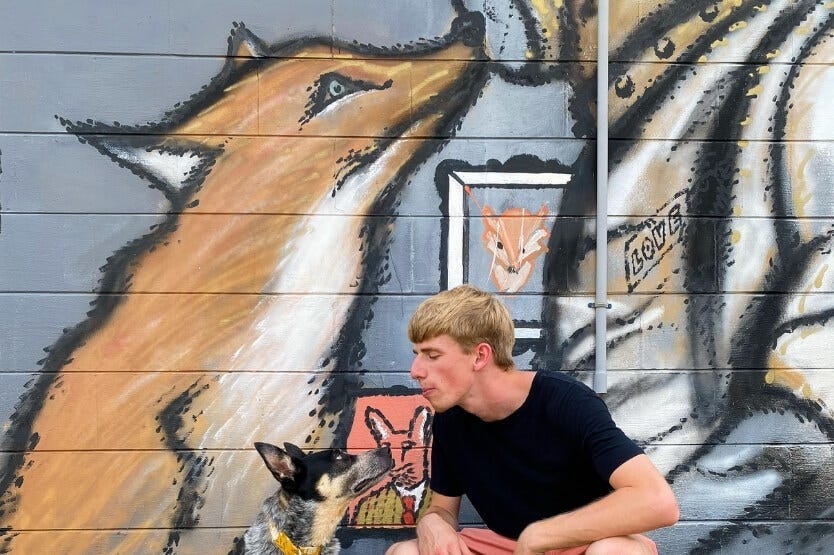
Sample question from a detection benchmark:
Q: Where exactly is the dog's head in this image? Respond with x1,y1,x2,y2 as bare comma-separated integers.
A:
254,441,393,502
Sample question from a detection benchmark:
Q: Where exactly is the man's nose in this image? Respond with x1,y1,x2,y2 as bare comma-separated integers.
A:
410,357,425,380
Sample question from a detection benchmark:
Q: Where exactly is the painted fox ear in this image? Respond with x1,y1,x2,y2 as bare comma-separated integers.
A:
412,406,433,444
365,407,394,443
254,442,298,482
228,21,271,59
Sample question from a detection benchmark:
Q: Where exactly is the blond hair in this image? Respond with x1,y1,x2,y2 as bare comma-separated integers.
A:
407,285,515,369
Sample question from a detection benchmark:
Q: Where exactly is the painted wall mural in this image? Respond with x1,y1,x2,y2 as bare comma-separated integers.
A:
1,0,833,554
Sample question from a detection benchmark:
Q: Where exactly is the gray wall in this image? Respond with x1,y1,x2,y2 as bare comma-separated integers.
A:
2,1,834,553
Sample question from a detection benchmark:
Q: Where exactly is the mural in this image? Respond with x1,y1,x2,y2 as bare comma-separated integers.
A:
0,6,488,554
346,393,433,527
1,0,834,554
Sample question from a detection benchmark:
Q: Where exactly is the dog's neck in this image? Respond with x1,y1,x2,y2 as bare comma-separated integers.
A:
267,518,322,555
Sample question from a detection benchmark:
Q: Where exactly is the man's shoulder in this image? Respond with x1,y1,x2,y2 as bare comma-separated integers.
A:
534,370,596,398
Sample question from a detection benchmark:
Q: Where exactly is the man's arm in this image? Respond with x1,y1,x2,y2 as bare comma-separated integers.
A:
515,454,679,553
415,491,472,555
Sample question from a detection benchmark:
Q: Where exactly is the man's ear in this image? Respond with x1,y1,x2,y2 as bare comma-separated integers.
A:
473,342,493,371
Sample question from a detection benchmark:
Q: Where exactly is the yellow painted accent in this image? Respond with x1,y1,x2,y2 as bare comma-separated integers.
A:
739,168,752,177
754,4,768,11
746,84,763,97
797,26,810,36
814,265,829,289
757,65,770,74
764,367,812,399
529,0,562,48
738,140,749,147
711,38,729,48
698,54,708,63
799,266,829,314
733,205,743,216
740,116,751,126
794,149,815,217
766,49,780,59
729,21,747,32
731,230,741,244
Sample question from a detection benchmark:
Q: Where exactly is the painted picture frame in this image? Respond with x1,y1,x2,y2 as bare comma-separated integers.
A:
435,160,572,351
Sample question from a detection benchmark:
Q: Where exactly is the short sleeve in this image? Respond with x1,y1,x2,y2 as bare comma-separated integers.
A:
551,382,644,480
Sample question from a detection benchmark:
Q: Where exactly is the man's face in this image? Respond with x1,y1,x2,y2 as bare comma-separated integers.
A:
410,334,476,412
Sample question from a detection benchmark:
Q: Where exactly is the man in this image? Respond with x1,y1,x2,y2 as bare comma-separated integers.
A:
386,285,679,555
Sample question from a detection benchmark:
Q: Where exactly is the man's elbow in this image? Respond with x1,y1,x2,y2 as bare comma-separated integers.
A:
651,484,680,528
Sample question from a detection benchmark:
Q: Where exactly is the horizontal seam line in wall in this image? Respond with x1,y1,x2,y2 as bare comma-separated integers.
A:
5,213,834,221
0,131,569,140
0,525,250,532
1,51,832,66
8,519,834,532
5,132,834,145
3,442,832,453
0,369,825,374
2,293,834,299
3,131,834,143
0,370,834,376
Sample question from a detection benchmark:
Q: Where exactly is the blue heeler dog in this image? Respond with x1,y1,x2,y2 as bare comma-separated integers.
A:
239,442,393,554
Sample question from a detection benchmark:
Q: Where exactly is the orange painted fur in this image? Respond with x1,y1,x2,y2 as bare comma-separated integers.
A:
0,18,485,553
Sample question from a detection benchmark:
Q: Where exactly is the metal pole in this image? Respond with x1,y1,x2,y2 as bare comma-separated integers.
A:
594,0,609,393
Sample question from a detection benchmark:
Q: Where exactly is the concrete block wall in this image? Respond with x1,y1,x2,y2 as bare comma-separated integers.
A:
1,1,833,553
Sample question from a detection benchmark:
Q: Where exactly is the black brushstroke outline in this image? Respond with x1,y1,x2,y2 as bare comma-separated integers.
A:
0,11,490,554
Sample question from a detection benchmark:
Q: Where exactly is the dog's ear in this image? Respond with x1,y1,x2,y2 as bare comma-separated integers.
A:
282,442,307,460
254,442,299,482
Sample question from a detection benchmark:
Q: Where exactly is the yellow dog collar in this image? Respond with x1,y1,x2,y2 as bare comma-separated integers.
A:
268,520,322,555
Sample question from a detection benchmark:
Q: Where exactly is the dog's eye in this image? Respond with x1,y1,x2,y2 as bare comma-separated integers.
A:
333,450,348,461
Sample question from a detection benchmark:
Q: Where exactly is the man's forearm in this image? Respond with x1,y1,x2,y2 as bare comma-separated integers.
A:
417,505,459,533
519,482,679,551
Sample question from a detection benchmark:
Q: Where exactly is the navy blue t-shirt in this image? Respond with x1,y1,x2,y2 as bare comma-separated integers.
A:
429,370,643,539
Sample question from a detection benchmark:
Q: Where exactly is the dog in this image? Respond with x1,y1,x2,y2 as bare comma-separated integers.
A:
238,442,393,555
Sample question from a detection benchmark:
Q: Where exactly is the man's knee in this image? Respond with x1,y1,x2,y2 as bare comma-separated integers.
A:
385,539,419,555
585,535,655,555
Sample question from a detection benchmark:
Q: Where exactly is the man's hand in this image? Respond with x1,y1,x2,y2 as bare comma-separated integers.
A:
416,512,473,555
513,522,544,555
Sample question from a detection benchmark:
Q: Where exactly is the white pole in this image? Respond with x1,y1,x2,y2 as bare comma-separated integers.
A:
594,0,609,394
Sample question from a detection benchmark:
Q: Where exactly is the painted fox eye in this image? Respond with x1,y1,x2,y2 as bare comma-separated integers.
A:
496,241,504,250
327,78,346,98
299,72,393,126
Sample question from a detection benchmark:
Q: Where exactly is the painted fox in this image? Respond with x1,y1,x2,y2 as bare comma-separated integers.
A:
0,14,487,554
465,185,550,293
350,405,433,526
